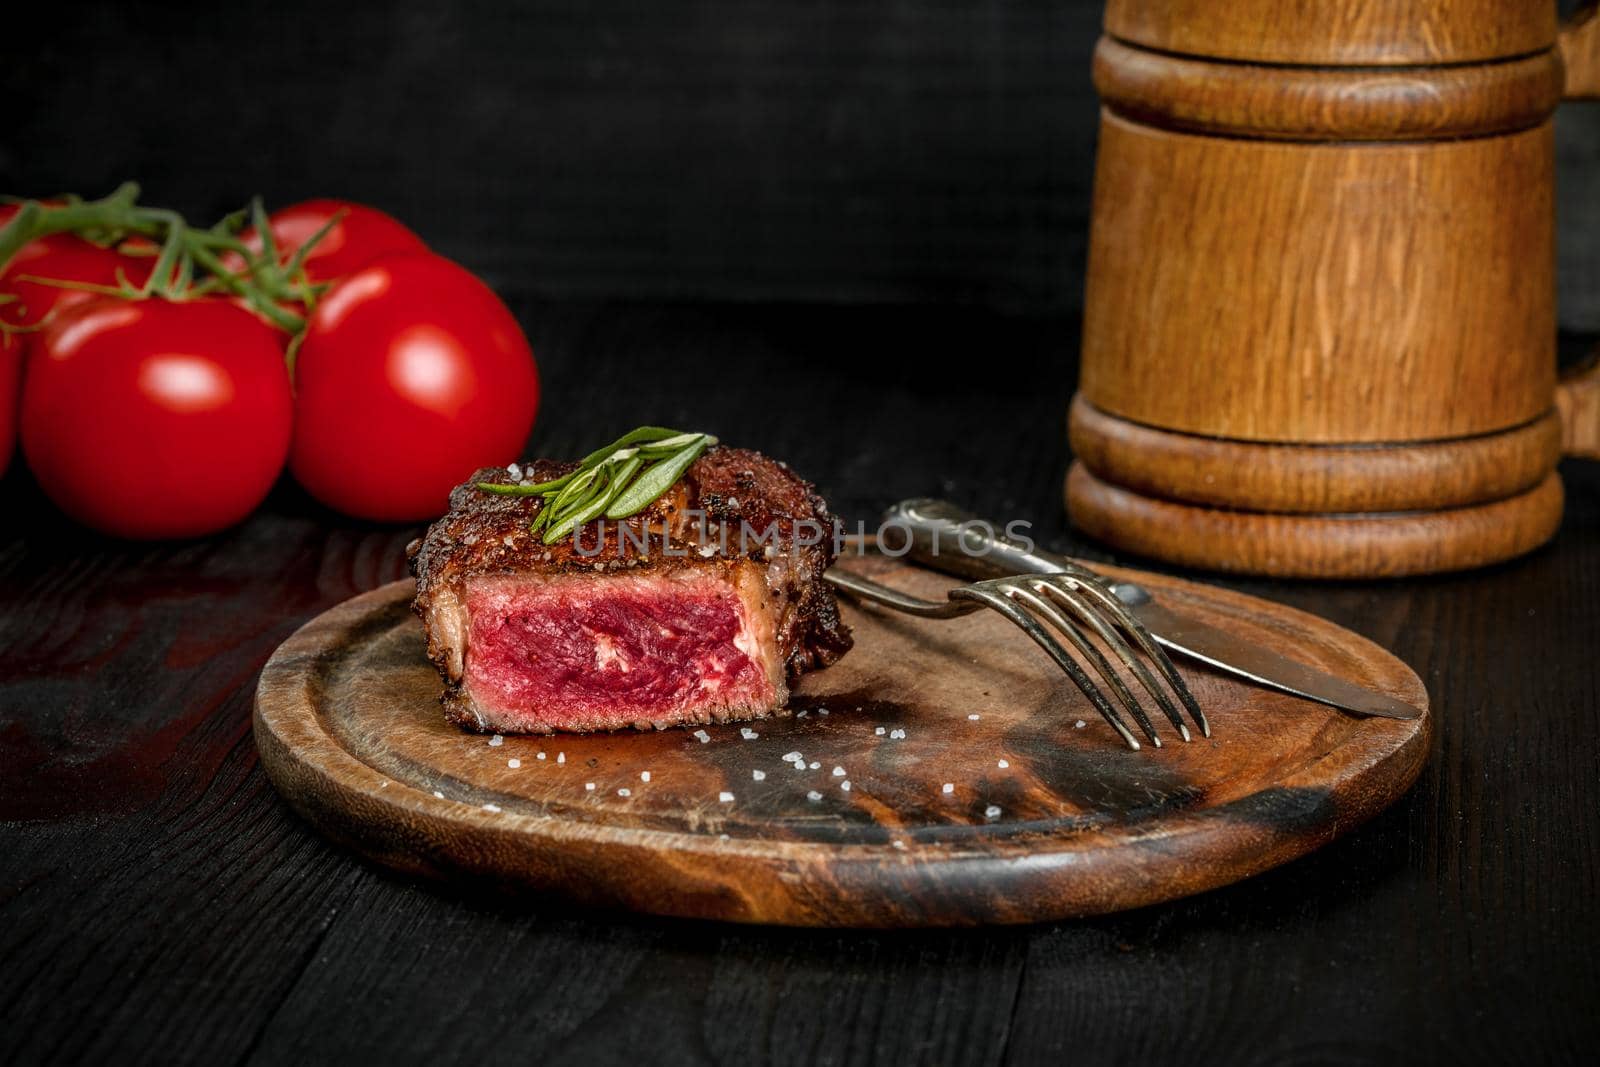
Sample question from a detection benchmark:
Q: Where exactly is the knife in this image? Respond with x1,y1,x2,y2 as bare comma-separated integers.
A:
879,499,1421,721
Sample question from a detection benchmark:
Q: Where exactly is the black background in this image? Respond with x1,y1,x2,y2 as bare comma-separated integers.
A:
4,5,1600,1066
4,0,1598,324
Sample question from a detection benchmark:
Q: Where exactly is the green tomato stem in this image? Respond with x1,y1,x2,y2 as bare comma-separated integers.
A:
0,183,325,341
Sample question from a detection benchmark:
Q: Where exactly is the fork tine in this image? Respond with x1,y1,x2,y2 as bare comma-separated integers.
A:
1007,584,1163,747
1051,569,1211,738
954,586,1142,750
1030,577,1191,743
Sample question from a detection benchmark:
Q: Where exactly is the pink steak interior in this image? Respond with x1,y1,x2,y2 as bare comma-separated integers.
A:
463,571,777,731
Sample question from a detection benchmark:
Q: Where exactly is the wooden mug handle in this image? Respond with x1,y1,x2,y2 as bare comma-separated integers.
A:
1559,356,1600,459
1561,1,1600,98
1555,2,1600,457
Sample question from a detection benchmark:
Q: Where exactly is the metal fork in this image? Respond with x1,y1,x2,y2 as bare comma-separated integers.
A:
824,567,1209,750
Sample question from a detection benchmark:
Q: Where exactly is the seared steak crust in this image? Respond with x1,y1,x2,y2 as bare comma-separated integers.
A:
409,446,852,731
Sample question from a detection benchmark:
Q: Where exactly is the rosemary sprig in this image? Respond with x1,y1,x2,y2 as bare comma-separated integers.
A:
478,426,717,543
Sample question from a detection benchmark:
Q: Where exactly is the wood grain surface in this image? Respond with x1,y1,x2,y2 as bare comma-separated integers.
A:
1093,37,1565,142
254,559,1428,927
1080,113,1556,446
4,301,1598,1065
1069,396,1563,514
1066,464,1566,580
1102,0,1560,65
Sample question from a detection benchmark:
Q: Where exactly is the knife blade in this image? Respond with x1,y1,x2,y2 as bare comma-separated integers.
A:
879,499,1421,721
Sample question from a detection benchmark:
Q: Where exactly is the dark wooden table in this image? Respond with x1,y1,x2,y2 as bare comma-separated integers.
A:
3,300,1596,1066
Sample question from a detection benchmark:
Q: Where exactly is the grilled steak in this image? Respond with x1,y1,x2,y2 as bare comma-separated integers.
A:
409,446,853,733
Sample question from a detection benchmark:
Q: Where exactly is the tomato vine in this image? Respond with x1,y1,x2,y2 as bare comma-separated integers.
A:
0,183,335,336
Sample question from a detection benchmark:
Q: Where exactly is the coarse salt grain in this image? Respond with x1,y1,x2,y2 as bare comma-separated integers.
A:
618,788,631,797
557,752,565,764
817,709,829,716
507,758,521,769
1074,720,1087,729
506,463,521,478
942,783,954,794
875,726,886,736
809,761,821,770
807,790,822,801
640,771,651,782
432,790,444,799
752,769,766,781
832,766,846,777
693,730,711,743
483,803,501,812
968,713,981,721
985,805,1002,819
740,727,758,740
488,735,504,747
998,759,1010,769
536,752,546,760
840,781,852,791
889,729,906,739
585,782,595,791
718,791,735,803
782,751,802,762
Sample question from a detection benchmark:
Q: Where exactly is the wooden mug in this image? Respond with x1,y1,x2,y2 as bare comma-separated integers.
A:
1068,1,1600,578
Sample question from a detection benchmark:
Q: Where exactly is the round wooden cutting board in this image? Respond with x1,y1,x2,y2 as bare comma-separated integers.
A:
254,557,1429,927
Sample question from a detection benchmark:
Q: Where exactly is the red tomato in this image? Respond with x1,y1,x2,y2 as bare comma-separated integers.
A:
21,298,293,538
1,205,156,476
233,199,426,284
0,334,18,477
290,253,539,521
0,205,15,473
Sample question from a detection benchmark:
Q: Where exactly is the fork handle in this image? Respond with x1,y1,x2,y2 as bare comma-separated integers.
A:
822,568,977,618
882,499,1081,581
